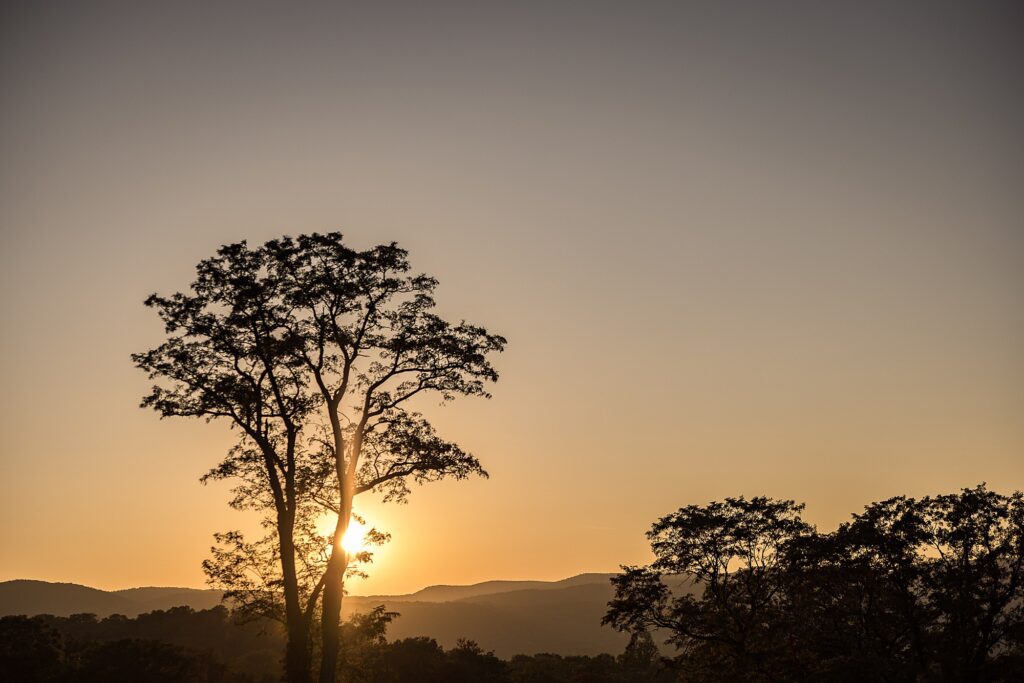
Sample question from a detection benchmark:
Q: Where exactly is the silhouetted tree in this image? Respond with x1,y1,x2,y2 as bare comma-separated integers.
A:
381,637,449,681
3,606,686,683
73,638,231,683
919,486,1024,680
337,605,397,682
133,242,323,683
263,234,504,683
836,485,1024,681
606,486,1024,682
134,233,504,683
605,497,812,680
782,524,919,680
785,486,1024,681
0,616,66,682
618,630,662,679
444,639,507,682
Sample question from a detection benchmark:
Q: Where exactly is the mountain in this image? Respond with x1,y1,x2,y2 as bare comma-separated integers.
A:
112,586,226,613
358,572,617,603
0,573,634,657
0,580,222,618
344,574,626,657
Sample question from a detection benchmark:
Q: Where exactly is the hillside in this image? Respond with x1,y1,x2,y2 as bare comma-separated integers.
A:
344,574,625,657
113,586,226,613
360,572,617,603
0,580,223,618
0,574,630,657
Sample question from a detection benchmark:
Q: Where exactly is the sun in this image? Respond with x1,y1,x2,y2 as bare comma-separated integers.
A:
341,519,368,555
316,513,370,556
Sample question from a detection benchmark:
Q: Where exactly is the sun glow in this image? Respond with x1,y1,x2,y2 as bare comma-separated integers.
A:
318,514,370,557
341,519,368,556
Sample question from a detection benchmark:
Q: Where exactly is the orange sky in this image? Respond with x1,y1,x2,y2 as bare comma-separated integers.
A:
1,1,1022,594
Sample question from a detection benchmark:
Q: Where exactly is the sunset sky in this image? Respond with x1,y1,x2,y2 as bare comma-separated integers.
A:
1,1,1021,595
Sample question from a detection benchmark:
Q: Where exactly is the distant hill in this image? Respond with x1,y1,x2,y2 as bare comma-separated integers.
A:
344,574,626,657
0,573,646,657
359,572,617,603
112,586,226,613
0,580,223,618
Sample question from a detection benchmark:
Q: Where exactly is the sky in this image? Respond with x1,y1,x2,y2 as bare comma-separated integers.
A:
1,1,1022,595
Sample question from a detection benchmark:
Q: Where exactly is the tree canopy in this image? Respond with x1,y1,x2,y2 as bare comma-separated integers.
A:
134,233,505,682
605,485,1024,682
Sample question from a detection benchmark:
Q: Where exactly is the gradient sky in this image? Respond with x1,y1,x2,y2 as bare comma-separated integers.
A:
1,1,1022,595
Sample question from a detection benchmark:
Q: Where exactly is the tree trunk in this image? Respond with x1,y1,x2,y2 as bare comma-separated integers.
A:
284,622,311,683
318,548,348,683
279,514,312,683
320,430,355,683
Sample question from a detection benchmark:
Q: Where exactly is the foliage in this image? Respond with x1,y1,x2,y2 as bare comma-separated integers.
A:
605,484,1024,682
133,233,505,682
0,605,672,683
0,607,278,683
0,615,66,683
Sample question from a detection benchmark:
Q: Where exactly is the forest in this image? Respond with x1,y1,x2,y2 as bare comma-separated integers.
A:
0,605,667,683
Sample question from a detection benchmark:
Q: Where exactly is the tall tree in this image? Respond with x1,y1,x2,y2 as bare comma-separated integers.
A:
264,234,504,683
134,234,505,682
604,497,812,681
923,486,1024,680
841,485,1024,681
133,243,319,683
606,487,1024,681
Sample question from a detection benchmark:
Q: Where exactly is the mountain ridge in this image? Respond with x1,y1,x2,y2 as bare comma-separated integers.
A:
0,574,627,656
356,572,617,603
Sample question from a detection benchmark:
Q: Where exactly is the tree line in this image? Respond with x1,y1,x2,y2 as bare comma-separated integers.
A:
604,484,1024,682
0,606,668,682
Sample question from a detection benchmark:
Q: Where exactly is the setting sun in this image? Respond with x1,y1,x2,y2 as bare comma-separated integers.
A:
341,520,368,556
318,514,369,557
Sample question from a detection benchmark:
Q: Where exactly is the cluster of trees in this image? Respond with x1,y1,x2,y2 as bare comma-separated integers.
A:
0,606,672,682
133,234,505,682
605,485,1024,682
0,607,277,683
334,606,672,682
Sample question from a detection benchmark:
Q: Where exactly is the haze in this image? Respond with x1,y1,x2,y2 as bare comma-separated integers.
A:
1,1,1021,595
